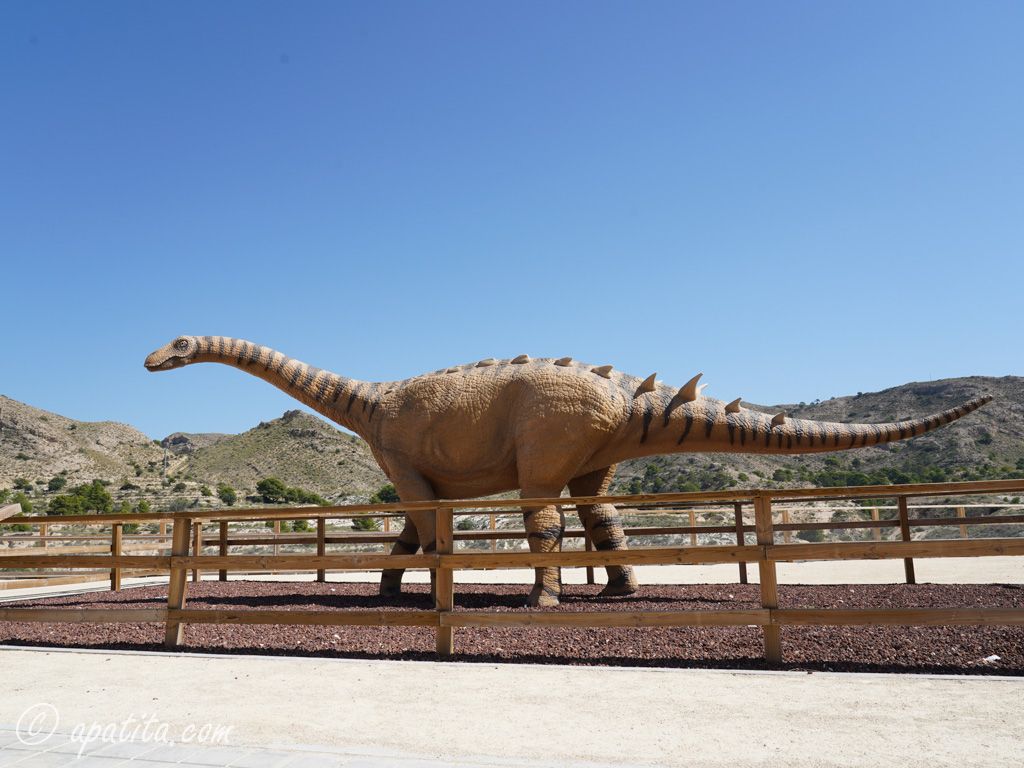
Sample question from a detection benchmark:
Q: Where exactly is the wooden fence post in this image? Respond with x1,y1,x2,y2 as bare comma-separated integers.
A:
218,521,228,582
316,517,326,582
584,531,595,585
489,513,497,552
435,506,454,656
754,493,781,664
734,503,748,585
781,508,791,544
688,509,698,546
159,521,167,538
39,523,48,548
383,515,390,533
110,523,122,591
957,506,968,539
191,522,203,583
273,520,281,556
897,496,916,584
164,517,192,648
871,508,881,541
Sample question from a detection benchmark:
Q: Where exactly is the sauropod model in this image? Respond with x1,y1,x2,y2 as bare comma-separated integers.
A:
145,335,991,606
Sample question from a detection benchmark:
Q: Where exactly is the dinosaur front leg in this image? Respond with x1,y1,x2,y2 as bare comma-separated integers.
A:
520,485,566,608
380,517,420,597
376,463,438,601
569,467,638,596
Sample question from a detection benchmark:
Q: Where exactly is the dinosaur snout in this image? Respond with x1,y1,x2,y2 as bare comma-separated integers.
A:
144,348,184,371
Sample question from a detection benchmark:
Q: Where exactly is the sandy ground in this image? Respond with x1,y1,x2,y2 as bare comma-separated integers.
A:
3,556,1022,603
0,647,1021,768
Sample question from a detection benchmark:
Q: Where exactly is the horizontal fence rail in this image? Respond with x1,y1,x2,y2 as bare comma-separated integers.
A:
2,479,1024,663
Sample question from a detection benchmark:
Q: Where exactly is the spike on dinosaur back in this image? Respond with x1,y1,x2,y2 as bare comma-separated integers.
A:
634,373,657,397
476,358,496,367
677,373,703,402
771,412,786,428
554,357,573,366
725,398,742,413
591,365,613,379
511,354,530,364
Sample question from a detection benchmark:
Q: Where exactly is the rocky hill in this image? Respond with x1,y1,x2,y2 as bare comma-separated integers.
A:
1,375,1021,513
0,395,165,490
0,396,387,511
182,410,386,499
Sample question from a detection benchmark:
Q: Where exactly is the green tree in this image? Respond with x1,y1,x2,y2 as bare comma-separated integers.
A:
256,478,288,503
136,500,151,514
48,494,83,515
256,478,328,506
11,491,32,515
13,477,32,491
361,484,399,530
117,501,140,534
369,484,400,504
199,485,212,497
216,484,237,506
47,476,67,492
351,515,381,531
74,480,113,514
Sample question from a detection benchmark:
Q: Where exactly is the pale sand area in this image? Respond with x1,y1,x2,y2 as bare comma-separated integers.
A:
2,556,1023,602
0,647,1021,768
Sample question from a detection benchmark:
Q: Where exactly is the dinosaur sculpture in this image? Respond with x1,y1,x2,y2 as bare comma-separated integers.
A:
145,335,991,606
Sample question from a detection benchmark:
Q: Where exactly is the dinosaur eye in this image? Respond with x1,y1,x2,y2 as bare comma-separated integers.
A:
174,339,189,351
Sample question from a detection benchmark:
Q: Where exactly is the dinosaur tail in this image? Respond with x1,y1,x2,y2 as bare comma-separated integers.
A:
712,395,992,454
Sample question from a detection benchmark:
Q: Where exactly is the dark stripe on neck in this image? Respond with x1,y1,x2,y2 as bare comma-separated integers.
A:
331,379,347,403
346,382,363,414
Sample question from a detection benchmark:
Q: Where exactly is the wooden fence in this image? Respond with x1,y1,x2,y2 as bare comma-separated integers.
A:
1,479,1024,663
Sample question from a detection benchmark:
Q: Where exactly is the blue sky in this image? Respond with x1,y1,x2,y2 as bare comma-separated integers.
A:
2,1,1021,439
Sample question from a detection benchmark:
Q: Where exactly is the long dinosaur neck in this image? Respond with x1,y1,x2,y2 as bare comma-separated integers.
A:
190,336,379,436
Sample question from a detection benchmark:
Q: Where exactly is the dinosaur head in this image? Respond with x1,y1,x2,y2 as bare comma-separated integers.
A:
144,336,199,372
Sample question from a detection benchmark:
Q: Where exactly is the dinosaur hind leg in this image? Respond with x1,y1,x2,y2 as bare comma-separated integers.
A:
380,517,419,597
569,466,638,597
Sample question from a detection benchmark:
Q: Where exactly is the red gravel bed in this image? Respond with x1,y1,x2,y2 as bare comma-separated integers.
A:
2,581,1022,675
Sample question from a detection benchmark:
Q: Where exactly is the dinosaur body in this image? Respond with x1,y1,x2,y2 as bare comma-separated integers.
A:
145,336,992,606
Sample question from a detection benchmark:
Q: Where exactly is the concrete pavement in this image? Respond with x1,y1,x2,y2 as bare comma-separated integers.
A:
1,647,1022,768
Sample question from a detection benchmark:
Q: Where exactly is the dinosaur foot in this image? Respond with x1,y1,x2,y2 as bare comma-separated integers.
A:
527,585,561,608
598,571,639,597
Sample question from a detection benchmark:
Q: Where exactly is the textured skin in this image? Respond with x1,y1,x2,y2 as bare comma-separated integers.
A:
145,336,992,606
